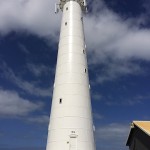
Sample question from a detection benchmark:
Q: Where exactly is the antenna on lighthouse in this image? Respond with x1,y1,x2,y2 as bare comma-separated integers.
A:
55,3,59,14
83,0,87,6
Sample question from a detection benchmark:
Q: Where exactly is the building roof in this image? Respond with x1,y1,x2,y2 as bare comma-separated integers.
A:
133,121,150,136
126,121,150,146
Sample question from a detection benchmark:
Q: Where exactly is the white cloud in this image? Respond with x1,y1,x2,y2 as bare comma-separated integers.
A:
105,94,150,106
85,1,150,61
0,89,43,116
26,115,49,124
0,0,150,82
85,1,150,82
95,123,130,150
93,112,103,120
18,43,30,54
92,92,102,101
0,0,61,38
94,60,142,83
0,61,52,97
27,63,54,77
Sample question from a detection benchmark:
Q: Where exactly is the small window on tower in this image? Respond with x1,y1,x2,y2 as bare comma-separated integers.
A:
65,22,67,26
83,49,85,54
85,69,87,73
66,7,68,11
59,98,62,104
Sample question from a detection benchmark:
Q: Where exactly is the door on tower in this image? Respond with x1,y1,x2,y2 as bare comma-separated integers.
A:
69,133,78,150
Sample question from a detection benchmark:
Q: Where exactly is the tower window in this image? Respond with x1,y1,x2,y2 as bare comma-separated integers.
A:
83,49,85,54
59,98,62,104
85,69,87,73
65,22,67,26
66,7,68,11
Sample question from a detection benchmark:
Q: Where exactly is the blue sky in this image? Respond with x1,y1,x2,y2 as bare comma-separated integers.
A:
0,0,150,150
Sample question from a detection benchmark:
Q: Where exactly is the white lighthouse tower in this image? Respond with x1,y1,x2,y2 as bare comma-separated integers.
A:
46,0,96,150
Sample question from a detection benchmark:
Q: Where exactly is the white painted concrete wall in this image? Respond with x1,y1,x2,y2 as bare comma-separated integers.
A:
46,1,96,150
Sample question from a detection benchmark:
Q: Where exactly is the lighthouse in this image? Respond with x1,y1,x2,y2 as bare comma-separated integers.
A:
46,0,96,150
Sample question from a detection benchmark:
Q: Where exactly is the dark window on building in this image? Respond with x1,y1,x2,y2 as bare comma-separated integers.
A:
59,98,62,104
66,7,68,11
85,69,87,73
65,22,67,26
83,49,85,54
